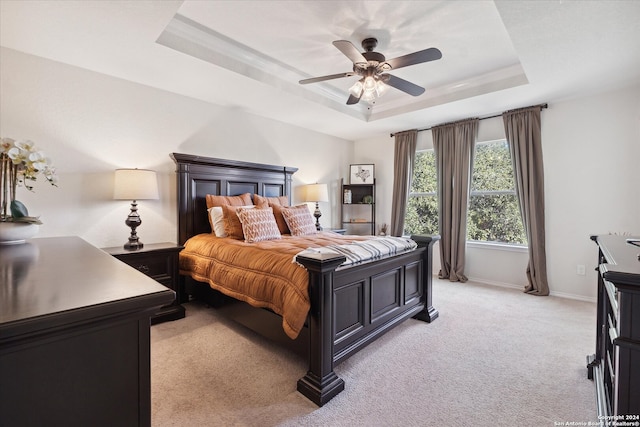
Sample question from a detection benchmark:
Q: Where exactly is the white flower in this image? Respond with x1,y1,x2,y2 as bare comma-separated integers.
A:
1,137,58,222
8,146,27,165
14,139,36,151
1,137,14,152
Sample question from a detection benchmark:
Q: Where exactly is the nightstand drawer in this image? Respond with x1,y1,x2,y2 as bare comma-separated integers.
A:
118,253,170,280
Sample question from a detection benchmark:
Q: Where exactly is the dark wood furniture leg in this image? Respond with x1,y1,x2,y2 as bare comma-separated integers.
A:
412,234,439,323
296,253,346,406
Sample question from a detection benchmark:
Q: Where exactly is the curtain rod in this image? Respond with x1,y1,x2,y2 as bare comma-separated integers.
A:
389,103,548,138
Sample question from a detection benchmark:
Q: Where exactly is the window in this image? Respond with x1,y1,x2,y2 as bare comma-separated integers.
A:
467,140,526,245
404,140,527,246
404,149,438,235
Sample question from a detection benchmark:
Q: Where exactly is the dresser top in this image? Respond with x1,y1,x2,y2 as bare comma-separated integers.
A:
595,234,640,288
0,236,174,334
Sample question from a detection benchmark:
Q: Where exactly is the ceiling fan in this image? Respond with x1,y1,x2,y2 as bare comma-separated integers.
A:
299,37,442,105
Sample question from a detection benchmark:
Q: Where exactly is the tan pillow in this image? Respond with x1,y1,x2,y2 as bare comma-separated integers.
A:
222,204,254,239
281,205,317,236
205,193,253,233
206,193,252,209
270,204,292,235
253,194,289,209
209,205,254,237
236,207,282,243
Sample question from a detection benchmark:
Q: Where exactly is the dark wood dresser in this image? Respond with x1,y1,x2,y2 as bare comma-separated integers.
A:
588,235,640,420
0,236,174,427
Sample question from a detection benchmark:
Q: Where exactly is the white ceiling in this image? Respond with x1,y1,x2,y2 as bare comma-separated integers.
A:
1,1,639,141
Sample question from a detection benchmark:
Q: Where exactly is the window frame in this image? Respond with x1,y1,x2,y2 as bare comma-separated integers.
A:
467,139,527,248
404,141,528,249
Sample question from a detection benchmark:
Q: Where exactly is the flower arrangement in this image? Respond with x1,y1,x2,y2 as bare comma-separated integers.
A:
1,138,57,224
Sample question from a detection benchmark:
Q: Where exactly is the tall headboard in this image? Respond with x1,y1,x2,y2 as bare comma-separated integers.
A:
171,153,298,245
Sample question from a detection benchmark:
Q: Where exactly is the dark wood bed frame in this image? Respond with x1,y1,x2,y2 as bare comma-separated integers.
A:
171,153,439,406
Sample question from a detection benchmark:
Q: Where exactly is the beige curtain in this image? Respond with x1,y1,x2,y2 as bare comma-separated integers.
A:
432,119,478,282
503,106,549,295
390,130,418,236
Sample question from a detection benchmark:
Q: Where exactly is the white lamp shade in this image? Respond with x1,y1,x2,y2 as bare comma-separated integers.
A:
304,183,329,203
113,169,159,200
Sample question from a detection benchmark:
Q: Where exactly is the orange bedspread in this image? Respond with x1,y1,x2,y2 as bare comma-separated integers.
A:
179,232,371,339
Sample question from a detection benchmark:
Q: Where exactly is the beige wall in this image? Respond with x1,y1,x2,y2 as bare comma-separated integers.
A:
355,84,640,300
0,47,353,248
3,46,638,301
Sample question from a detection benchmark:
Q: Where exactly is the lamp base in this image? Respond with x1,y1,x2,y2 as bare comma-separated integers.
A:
314,202,323,231
124,200,144,251
124,240,143,251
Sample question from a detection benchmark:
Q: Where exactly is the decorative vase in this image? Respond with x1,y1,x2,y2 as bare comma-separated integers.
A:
0,222,40,245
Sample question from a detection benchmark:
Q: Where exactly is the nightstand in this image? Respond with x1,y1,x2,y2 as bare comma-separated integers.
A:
103,242,185,324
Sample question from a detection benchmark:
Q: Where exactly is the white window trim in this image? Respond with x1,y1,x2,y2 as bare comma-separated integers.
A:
466,240,528,253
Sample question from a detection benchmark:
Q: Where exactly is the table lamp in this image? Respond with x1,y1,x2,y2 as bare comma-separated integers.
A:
303,183,329,231
113,168,159,250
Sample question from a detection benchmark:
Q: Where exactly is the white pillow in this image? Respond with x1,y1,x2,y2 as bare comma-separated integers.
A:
208,205,254,237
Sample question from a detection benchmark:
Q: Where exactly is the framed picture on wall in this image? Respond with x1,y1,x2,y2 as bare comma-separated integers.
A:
350,164,375,184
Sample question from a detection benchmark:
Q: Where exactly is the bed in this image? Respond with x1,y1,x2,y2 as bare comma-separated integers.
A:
171,152,439,406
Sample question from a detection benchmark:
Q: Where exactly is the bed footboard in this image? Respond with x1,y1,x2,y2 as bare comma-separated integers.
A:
295,234,439,406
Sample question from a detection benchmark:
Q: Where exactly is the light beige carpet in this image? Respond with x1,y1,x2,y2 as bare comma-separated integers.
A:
151,280,597,426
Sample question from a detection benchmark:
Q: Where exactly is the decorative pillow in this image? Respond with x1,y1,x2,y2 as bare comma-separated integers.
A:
236,207,282,243
270,204,292,235
206,193,252,209
222,204,254,239
281,205,317,236
207,206,226,237
205,193,252,233
253,194,289,209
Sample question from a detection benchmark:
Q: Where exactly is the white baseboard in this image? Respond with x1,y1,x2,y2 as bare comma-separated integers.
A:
454,275,597,304
547,290,596,303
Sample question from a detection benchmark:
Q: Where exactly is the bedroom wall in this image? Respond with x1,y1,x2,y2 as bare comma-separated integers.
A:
0,47,352,248
354,83,640,301
2,47,638,301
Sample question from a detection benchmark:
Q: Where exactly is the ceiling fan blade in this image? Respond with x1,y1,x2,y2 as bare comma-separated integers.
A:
346,93,361,105
385,47,442,70
333,40,368,66
299,72,355,84
384,74,426,96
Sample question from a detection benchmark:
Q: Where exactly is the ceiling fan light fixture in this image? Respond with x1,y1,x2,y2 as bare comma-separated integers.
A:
363,76,376,92
301,37,440,106
361,90,376,103
375,79,387,96
349,80,364,97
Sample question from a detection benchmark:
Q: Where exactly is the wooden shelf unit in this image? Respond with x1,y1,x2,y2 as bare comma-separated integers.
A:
341,178,375,235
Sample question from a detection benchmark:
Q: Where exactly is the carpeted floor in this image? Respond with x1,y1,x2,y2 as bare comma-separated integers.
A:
150,279,598,426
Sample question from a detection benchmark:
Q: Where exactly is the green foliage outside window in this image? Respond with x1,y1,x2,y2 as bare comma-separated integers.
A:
405,150,438,235
404,140,527,245
468,141,526,245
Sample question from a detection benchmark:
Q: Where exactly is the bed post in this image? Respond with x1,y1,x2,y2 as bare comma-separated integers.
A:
295,252,347,406
411,234,440,323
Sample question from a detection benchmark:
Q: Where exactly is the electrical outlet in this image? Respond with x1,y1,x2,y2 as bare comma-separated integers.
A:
577,264,586,276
